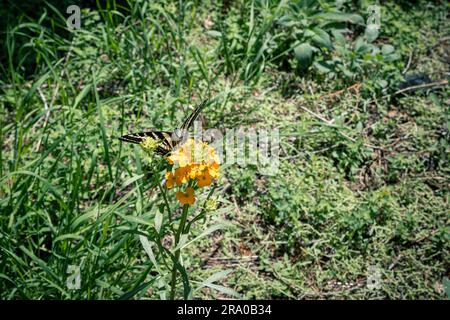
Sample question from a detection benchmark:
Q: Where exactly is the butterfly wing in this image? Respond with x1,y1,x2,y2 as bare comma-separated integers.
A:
119,130,174,155
180,100,208,131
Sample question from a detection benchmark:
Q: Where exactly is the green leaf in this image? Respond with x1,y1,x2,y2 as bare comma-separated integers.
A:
118,280,155,300
314,61,333,74
206,30,222,38
382,44,395,55
331,30,346,45
73,83,92,109
203,283,241,298
195,269,234,290
174,224,225,251
121,174,144,189
164,249,192,299
139,235,162,273
365,25,379,43
177,234,188,249
313,12,364,25
20,246,59,281
95,279,124,295
53,234,84,243
118,213,153,227
4,171,63,202
311,28,332,50
354,37,372,53
377,79,388,88
154,211,163,233
294,43,314,68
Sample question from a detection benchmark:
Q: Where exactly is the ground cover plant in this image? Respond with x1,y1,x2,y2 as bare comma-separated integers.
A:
0,0,449,299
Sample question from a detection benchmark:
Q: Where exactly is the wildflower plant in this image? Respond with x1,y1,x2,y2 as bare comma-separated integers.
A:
139,136,221,299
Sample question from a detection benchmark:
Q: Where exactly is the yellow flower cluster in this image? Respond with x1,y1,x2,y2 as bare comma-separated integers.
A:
165,139,220,205
140,137,160,153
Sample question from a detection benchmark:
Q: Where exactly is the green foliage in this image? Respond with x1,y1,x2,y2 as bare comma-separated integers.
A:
213,0,402,85
0,0,448,300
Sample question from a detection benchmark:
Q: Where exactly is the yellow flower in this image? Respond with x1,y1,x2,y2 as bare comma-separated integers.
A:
203,199,218,211
164,139,220,191
208,161,220,179
174,166,189,186
165,171,175,189
187,164,204,179
140,137,160,154
168,139,220,167
196,170,212,188
176,187,195,205
171,150,191,167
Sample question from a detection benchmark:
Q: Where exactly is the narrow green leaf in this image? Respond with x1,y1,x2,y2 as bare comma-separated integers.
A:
175,224,224,251
154,211,163,233
204,283,241,298
139,235,161,273
314,12,364,25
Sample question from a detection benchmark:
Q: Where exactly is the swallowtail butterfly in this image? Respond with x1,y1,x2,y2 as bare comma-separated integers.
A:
118,101,207,155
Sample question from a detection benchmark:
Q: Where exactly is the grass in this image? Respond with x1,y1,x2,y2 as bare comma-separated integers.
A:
0,0,449,299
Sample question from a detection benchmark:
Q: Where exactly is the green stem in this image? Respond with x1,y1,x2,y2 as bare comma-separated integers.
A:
169,204,189,300
185,185,216,234
158,182,172,222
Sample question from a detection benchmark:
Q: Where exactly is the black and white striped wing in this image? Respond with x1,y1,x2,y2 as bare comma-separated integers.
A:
119,100,209,155
180,100,208,131
118,130,174,155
